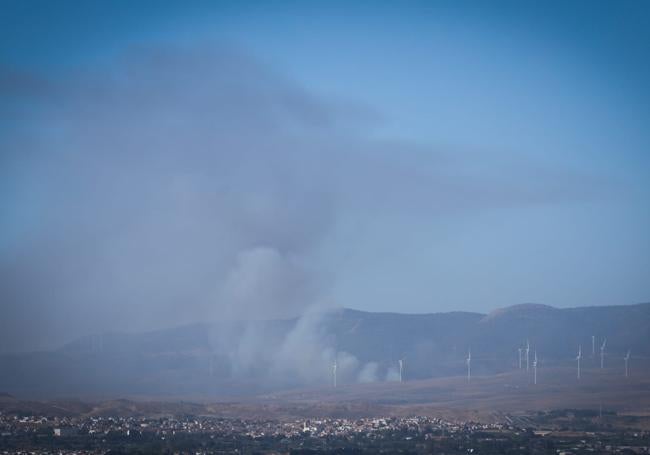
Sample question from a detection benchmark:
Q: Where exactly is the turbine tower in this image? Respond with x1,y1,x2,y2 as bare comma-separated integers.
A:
533,351,538,385
398,359,404,383
518,347,522,370
600,338,607,369
624,350,631,378
466,349,471,382
525,340,530,372
332,359,337,388
576,345,582,379
592,335,596,358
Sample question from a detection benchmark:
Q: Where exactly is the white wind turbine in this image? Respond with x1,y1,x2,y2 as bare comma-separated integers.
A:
576,345,582,379
592,335,596,358
600,338,607,369
624,350,631,378
518,347,522,370
533,351,538,385
525,340,530,372
466,349,471,382
332,359,337,388
398,359,404,383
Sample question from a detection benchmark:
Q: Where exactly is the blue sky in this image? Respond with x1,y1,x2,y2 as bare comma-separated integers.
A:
1,0,649,349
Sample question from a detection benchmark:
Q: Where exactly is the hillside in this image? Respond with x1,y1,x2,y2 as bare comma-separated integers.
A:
0,303,648,398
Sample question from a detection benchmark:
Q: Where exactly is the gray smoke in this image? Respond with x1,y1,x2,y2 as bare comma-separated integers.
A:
0,45,385,384
2,46,339,348
1,44,607,388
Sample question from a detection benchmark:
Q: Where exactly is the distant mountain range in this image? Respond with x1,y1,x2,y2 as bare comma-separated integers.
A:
1,303,648,399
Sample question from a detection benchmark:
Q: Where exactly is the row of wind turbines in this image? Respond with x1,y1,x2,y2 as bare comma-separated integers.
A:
516,335,633,385
330,335,633,388
513,341,540,384
575,337,632,379
514,341,539,383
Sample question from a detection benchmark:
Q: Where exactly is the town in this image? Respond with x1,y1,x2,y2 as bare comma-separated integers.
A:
1,411,649,454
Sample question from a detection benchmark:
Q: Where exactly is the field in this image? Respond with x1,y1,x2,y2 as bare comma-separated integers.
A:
253,363,650,422
3,363,650,425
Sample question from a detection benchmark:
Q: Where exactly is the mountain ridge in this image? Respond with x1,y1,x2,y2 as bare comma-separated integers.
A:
1,302,649,399
57,301,650,353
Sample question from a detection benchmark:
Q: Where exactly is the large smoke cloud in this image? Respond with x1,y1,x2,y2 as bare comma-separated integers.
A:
0,46,386,385
2,47,342,348
1,45,606,388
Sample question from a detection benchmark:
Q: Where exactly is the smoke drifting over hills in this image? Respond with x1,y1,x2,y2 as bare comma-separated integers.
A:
2,47,340,349
1,43,611,377
1,46,376,385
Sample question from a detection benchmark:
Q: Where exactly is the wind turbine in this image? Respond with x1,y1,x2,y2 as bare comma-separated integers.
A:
576,345,582,379
592,335,596,358
332,359,337,388
600,338,607,369
466,349,471,382
518,347,522,370
533,351,538,385
398,359,404,383
624,350,631,378
526,340,530,372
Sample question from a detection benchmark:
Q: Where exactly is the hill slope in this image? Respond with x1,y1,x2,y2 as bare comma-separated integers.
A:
1,303,648,398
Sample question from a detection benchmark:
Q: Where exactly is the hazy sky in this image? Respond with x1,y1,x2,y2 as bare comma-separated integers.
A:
1,1,649,351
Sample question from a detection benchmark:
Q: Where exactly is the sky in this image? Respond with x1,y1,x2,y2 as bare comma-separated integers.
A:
1,0,649,352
